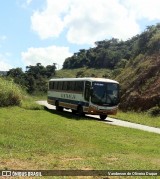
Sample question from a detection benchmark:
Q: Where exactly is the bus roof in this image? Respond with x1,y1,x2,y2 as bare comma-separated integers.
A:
49,77,119,84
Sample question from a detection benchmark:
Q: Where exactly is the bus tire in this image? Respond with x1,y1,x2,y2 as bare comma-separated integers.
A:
72,109,77,114
55,101,63,111
77,106,85,117
99,114,107,120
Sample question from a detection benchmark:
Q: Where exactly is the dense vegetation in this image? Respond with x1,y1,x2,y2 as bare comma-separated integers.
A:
0,77,43,109
63,24,160,70
6,63,56,94
0,77,23,107
0,64,53,107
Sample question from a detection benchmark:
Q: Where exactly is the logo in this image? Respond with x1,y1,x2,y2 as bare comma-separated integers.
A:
2,171,11,177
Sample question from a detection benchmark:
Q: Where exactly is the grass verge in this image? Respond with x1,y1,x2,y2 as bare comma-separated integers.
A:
20,96,44,110
112,111,160,128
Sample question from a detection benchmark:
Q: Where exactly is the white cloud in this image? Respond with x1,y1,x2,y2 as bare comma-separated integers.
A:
21,45,72,69
64,0,139,44
26,0,33,5
121,0,160,21
0,54,12,71
31,0,70,39
0,35,7,41
31,0,160,45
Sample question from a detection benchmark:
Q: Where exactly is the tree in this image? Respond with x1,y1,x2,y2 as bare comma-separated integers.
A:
7,63,56,94
7,68,26,87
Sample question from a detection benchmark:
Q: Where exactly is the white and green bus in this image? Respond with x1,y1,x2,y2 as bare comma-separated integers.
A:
47,78,119,120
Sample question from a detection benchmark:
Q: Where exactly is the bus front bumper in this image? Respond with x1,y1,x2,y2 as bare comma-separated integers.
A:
86,105,118,115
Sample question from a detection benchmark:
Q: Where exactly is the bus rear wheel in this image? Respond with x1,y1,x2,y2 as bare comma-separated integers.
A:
77,106,85,117
99,114,107,120
55,101,63,111
72,109,77,114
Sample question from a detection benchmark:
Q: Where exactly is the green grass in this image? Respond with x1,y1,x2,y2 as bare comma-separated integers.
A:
112,111,160,128
20,95,44,110
0,107,160,174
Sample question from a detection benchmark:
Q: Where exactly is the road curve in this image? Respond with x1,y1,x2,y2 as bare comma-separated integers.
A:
37,101,160,135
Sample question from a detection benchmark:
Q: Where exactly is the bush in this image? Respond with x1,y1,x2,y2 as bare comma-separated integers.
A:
147,106,160,117
0,78,23,107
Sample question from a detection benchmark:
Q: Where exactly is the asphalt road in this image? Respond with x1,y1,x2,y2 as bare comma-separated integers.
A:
37,101,160,135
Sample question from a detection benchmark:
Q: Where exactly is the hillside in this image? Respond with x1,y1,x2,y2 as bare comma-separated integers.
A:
61,24,160,111
116,54,160,111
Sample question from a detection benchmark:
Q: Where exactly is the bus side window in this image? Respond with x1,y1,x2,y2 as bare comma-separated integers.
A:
63,81,67,90
75,81,83,92
52,81,55,89
70,81,75,91
74,82,78,92
58,81,63,90
67,81,71,91
79,81,84,91
49,81,53,90
54,82,58,90
85,81,91,101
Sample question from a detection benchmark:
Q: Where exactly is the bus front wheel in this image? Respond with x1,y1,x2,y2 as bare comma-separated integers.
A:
99,114,107,120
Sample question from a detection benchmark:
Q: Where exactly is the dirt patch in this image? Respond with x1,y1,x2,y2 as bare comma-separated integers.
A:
0,158,37,170
61,157,83,161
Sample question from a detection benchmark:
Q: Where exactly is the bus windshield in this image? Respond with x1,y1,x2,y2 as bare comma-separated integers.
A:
91,82,119,106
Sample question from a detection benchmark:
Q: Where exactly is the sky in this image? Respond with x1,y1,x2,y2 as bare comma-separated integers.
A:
0,0,160,71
